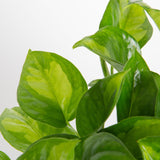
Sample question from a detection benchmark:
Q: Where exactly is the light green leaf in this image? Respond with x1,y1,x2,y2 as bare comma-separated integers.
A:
17,134,79,160
73,26,140,72
102,117,160,159
0,151,10,160
117,52,158,121
17,50,87,128
138,136,160,160
132,1,160,30
76,71,127,137
99,0,153,47
75,132,136,160
0,107,77,152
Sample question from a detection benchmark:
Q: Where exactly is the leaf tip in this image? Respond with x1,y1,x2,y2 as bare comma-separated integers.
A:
28,49,32,54
73,37,88,49
72,41,81,49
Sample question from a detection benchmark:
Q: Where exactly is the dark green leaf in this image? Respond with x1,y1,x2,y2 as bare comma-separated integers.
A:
17,134,79,160
74,141,83,160
73,26,140,72
102,116,160,159
76,71,127,137
152,72,160,117
99,0,153,47
75,132,136,160
17,50,87,128
138,136,160,160
153,72,160,89
0,107,77,152
117,52,158,121
0,151,10,160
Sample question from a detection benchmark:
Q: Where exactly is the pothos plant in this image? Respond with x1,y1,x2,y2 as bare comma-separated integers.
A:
1,0,160,160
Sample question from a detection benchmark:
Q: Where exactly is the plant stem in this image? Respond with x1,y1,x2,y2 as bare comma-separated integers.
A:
111,66,114,75
100,58,110,77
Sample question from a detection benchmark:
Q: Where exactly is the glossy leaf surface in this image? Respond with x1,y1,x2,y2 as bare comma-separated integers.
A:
73,26,140,71
17,50,87,128
0,151,10,160
75,132,136,160
102,117,160,159
99,0,153,47
117,52,158,121
138,136,160,160
17,134,79,160
0,107,77,152
76,71,127,137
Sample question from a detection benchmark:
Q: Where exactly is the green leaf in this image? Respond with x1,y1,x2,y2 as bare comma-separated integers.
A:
74,141,83,160
99,0,153,47
102,116,160,159
75,132,136,160
73,26,140,72
88,79,101,87
132,1,160,30
0,107,77,152
76,71,127,137
17,134,79,160
17,50,87,128
117,52,158,121
152,72,160,117
0,151,10,160
138,136,160,160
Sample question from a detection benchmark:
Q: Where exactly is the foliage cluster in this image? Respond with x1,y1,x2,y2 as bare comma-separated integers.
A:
1,0,160,159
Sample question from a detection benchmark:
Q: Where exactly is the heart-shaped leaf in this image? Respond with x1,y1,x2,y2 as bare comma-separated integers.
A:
75,132,136,160
102,117,160,159
0,107,77,152
117,52,158,121
73,26,140,72
76,71,127,137
138,136,160,160
17,50,87,128
99,0,153,47
17,134,79,160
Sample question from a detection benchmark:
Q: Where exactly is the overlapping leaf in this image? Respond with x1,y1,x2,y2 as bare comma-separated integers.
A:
138,136,160,160
17,134,79,160
102,117,160,159
132,1,160,30
17,50,87,128
152,72,160,117
0,107,77,152
99,0,153,47
76,71,127,137
73,26,140,72
117,52,158,121
75,132,136,160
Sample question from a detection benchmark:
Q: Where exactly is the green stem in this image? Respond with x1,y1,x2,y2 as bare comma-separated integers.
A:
111,66,114,75
100,58,110,77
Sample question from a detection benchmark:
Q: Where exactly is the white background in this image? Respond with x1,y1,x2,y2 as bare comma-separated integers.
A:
0,0,160,159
